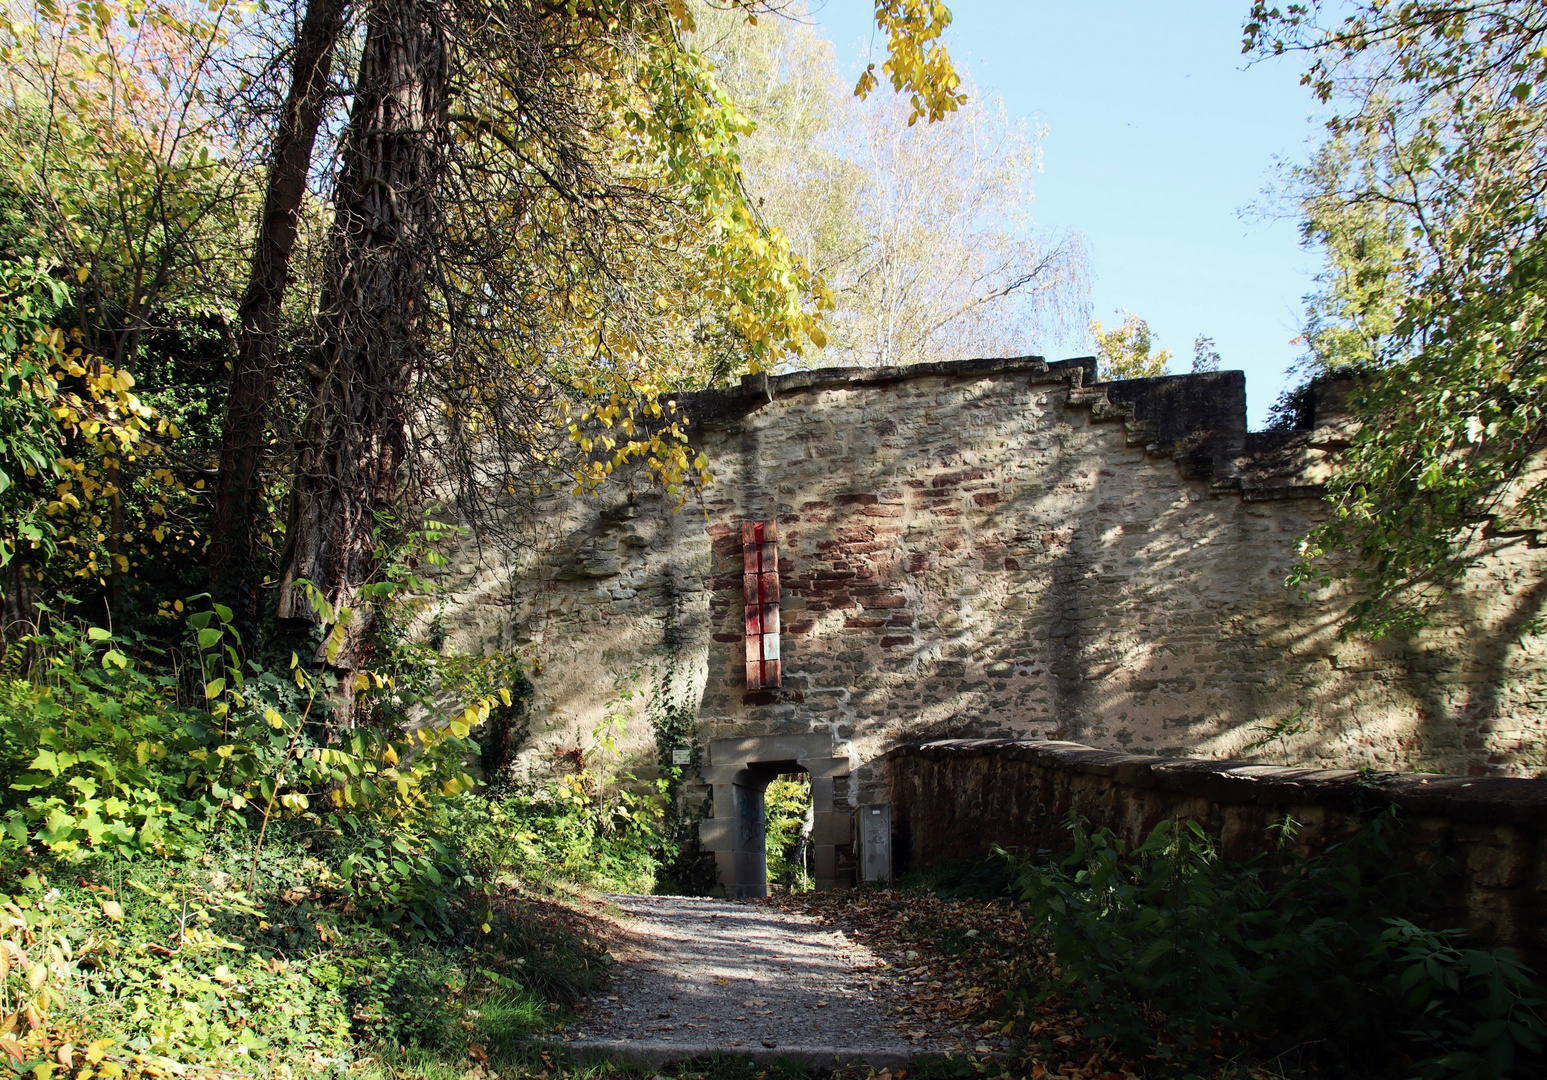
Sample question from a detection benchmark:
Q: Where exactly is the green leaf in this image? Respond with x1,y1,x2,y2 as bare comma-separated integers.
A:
38,808,76,845
86,627,112,642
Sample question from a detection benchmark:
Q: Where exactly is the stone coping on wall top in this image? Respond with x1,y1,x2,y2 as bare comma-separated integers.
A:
677,356,1328,500
887,739,1547,827
679,354,1090,421
757,354,1092,395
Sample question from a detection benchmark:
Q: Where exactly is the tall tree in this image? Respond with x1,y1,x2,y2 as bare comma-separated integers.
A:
1192,334,1222,373
267,0,971,697
210,0,350,629
275,0,445,655
1249,2,1547,636
1091,310,1170,380
695,6,1088,367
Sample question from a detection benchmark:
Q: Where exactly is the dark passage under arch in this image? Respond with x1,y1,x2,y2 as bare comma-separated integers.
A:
729,760,803,898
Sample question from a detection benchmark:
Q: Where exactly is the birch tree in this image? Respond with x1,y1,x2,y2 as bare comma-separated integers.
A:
697,6,1088,369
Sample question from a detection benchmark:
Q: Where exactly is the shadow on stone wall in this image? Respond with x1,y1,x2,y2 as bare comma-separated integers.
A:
430,357,1547,793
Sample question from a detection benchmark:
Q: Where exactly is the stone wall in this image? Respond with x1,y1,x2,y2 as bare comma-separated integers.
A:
431,356,1547,845
888,738,1547,962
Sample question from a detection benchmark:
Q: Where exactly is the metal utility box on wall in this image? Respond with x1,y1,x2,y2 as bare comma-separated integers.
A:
859,803,891,882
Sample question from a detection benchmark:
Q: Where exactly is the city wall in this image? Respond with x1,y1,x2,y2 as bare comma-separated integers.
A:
429,355,1547,884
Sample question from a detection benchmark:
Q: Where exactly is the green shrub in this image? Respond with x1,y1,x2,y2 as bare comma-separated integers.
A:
1010,818,1274,1056
1377,919,1547,1080
444,777,669,894
0,820,604,1079
1007,815,1546,1078
0,598,498,941
0,623,221,857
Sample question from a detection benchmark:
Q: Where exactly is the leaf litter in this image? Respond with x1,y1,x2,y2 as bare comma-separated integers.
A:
769,889,1285,1080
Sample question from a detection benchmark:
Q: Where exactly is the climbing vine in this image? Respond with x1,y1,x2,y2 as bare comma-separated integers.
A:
648,575,716,893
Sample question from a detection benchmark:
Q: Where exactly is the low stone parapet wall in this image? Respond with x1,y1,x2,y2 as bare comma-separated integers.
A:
887,739,1547,962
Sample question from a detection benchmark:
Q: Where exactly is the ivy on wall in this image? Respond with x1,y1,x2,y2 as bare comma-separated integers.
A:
649,574,716,894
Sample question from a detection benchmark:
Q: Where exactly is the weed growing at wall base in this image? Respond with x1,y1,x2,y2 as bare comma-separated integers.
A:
444,781,670,895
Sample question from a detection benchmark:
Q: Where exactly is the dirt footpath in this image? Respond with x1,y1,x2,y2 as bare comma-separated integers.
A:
560,894,919,1065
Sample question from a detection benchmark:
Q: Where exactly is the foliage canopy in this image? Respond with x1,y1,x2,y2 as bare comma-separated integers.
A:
1250,1,1547,637
1090,309,1171,380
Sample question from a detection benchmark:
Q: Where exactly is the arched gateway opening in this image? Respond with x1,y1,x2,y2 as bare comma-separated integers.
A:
698,733,850,897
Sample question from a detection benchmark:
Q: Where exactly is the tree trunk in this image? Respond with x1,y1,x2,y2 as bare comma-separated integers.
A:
209,0,350,628
275,0,448,691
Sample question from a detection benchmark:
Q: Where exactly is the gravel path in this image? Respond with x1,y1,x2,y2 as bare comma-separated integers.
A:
560,894,917,1066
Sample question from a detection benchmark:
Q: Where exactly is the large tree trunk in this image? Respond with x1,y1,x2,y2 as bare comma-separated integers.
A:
209,0,350,627
275,0,448,689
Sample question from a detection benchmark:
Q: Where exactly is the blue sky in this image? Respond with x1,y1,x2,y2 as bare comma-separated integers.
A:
807,1,1328,428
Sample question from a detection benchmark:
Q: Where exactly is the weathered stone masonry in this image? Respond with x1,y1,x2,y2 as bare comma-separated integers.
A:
433,355,1547,888
890,739,1547,963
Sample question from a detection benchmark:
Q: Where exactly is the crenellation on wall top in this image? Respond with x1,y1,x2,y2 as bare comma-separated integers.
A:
681,354,1078,423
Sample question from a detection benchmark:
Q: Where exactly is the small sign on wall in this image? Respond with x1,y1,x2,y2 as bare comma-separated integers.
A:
670,747,692,766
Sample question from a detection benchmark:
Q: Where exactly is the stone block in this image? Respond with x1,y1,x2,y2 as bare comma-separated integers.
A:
698,817,732,852
812,810,852,846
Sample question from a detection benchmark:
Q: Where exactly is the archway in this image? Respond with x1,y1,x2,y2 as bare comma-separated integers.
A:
699,733,850,896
